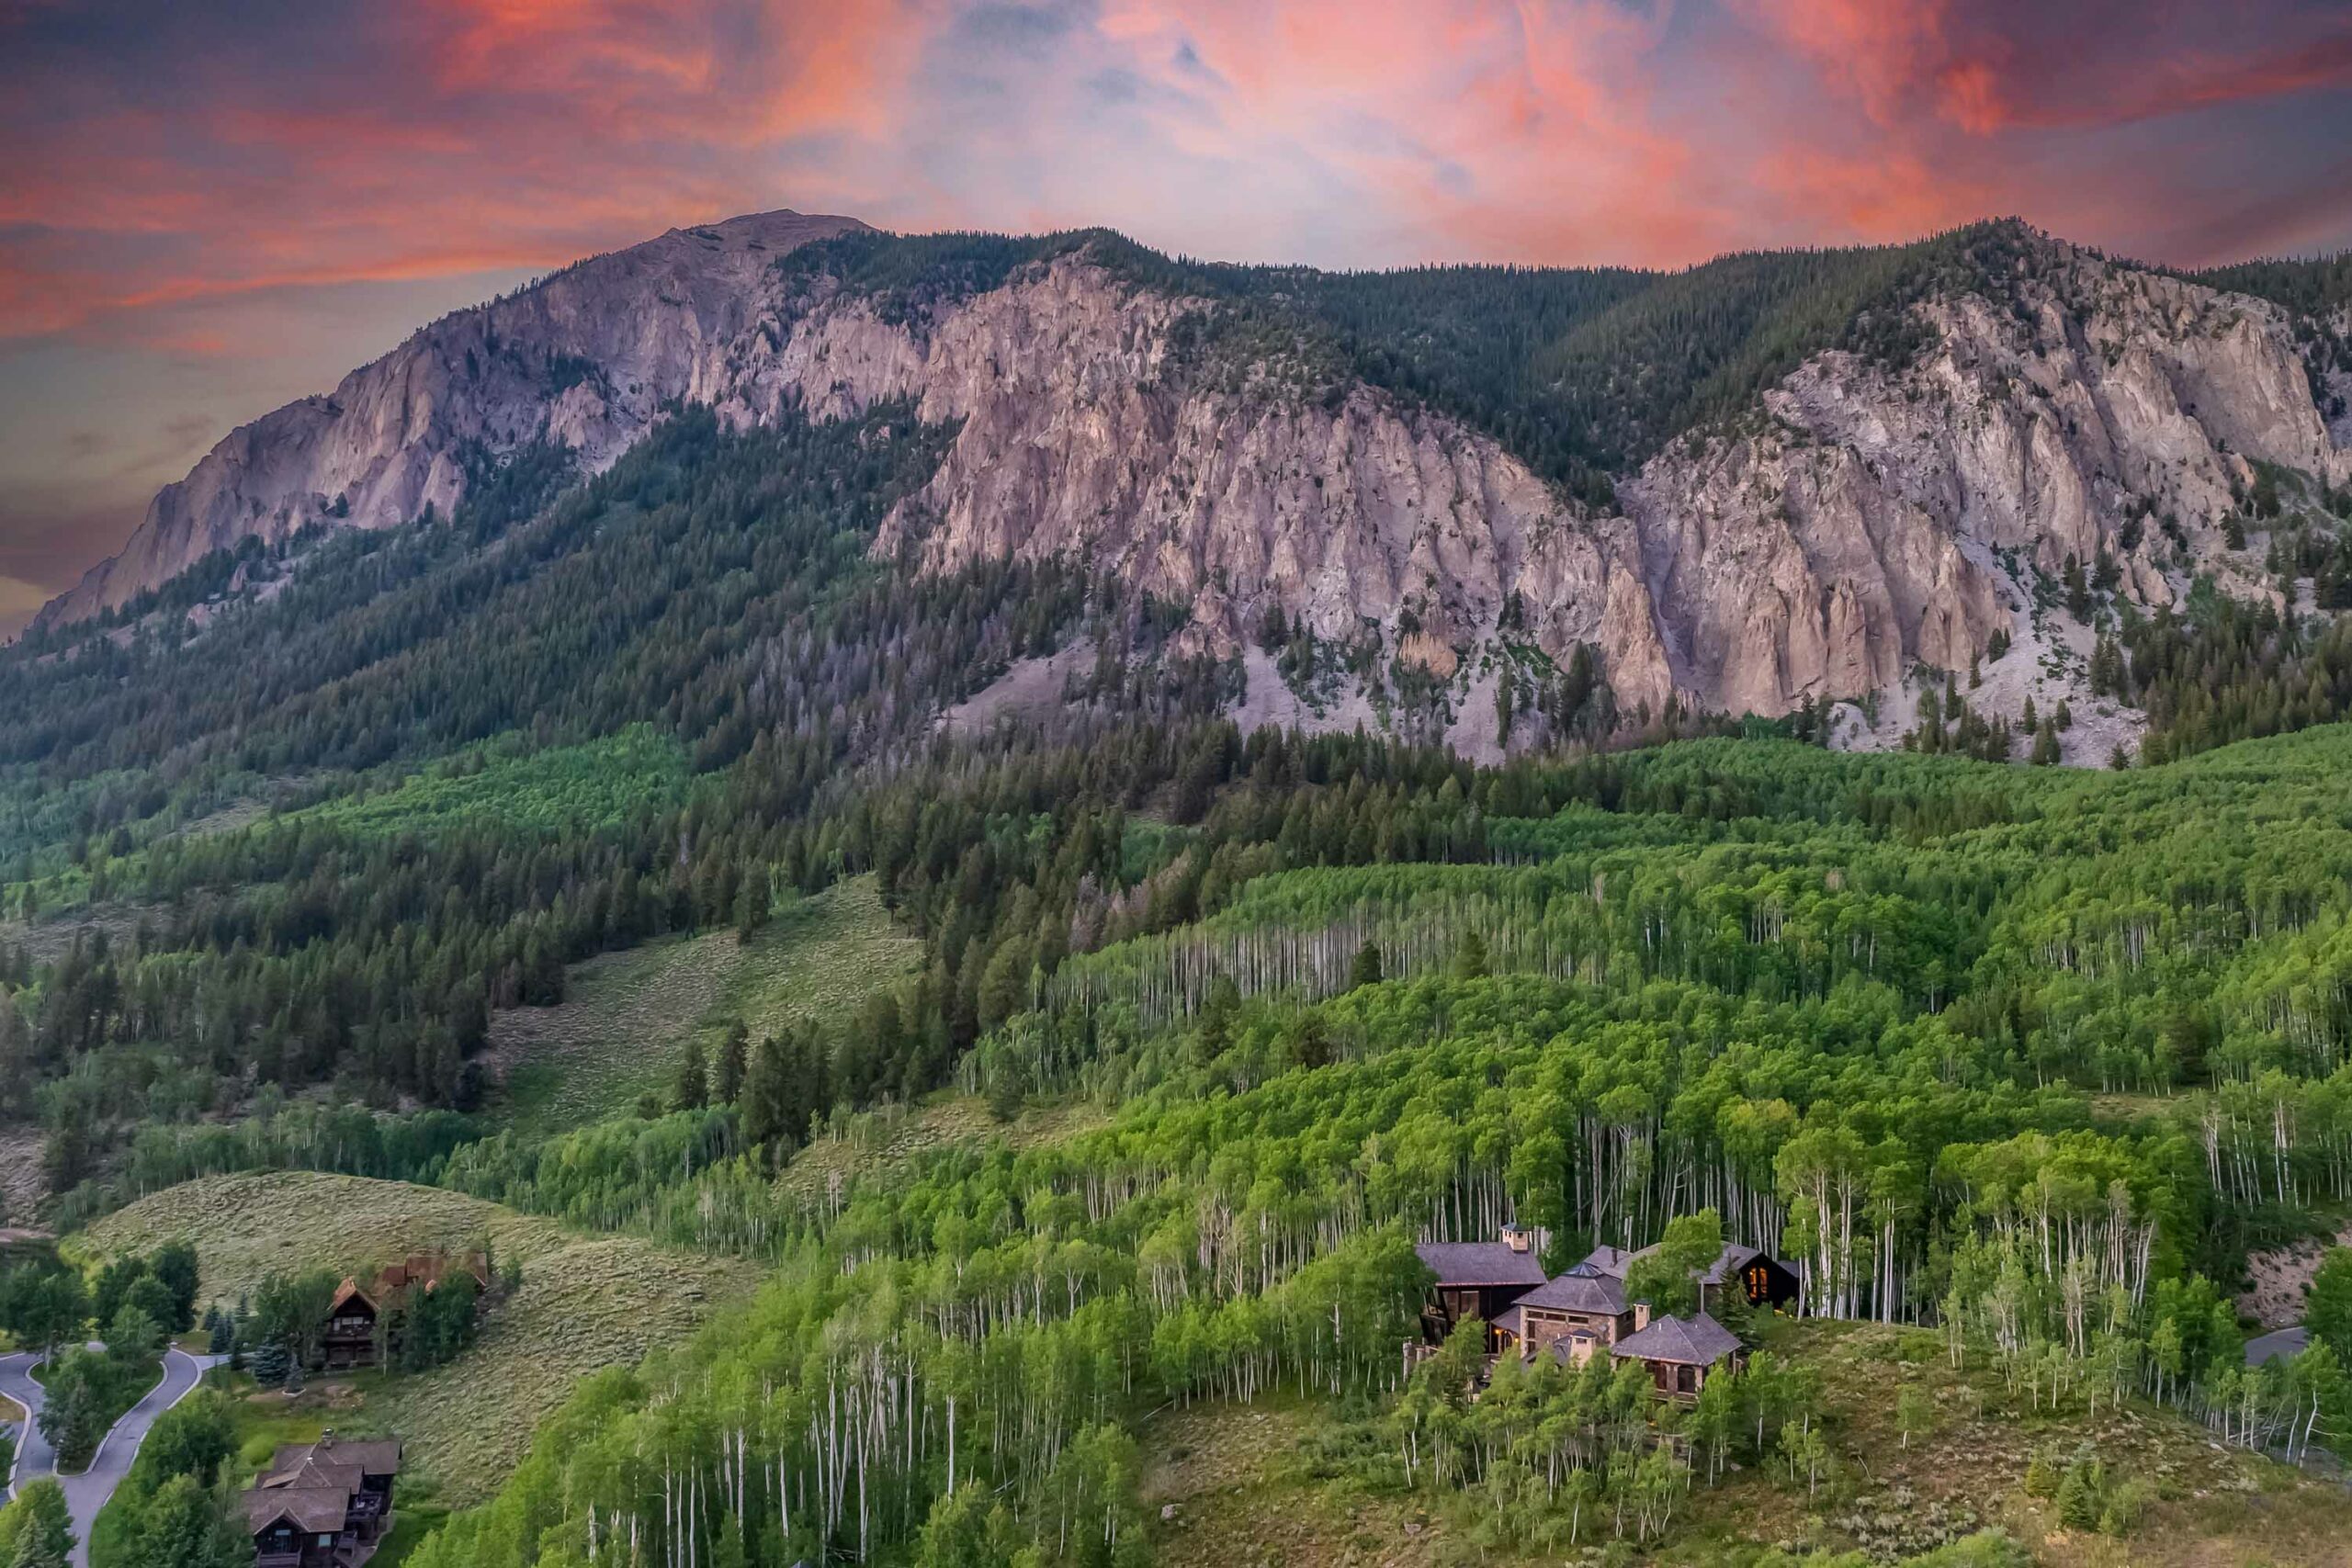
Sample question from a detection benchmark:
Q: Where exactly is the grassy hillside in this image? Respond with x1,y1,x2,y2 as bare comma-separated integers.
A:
1140,1321,2349,1568
82,1171,757,1504
485,873,919,1135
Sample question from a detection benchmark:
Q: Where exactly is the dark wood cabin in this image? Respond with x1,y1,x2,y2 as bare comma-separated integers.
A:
246,1432,401,1568
317,1250,487,1371
1415,1233,1548,1349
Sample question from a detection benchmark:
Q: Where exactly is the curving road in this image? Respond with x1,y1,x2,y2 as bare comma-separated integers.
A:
1,1348,223,1568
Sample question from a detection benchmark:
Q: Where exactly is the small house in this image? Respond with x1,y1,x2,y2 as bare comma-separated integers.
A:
1610,1312,1744,1398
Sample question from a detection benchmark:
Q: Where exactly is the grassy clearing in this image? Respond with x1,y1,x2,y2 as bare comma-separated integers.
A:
777,1094,1108,1207
82,1172,757,1506
285,726,689,841
1140,1394,1452,1568
486,874,920,1137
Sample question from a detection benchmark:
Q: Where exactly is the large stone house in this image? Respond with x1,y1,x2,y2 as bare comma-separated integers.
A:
1416,1231,1795,1392
245,1432,400,1567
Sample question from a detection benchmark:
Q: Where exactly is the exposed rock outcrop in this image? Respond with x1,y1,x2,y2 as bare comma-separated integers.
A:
37,210,868,626
40,215,2352,739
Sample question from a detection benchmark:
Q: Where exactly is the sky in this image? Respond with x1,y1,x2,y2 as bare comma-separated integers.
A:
5,0,2352,635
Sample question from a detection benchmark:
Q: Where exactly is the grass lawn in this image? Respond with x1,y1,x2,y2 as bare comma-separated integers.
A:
485,874,920,1137
84,1172,757,1506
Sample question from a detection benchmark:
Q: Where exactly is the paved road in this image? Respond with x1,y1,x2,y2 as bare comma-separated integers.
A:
2246,1323,2311,1367
1,1348,223,1567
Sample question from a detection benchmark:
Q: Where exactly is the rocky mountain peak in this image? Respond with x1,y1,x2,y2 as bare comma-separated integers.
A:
35,212,2352,765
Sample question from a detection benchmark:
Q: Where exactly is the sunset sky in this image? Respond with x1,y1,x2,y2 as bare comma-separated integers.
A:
5,0,2351,632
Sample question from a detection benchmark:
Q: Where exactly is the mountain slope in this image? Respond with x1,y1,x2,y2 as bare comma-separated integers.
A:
33,215,2352,743
37,209,866,626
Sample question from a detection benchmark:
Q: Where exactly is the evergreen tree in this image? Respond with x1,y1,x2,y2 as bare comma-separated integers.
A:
715,1022,749,1105
128,1475,246,1568
673,1036,709,1111
0,1479,73,1568
1448,931,1490,982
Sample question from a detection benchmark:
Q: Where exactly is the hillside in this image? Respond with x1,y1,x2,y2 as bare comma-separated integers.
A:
1138,1320,2352,1568
82,1172,757,1504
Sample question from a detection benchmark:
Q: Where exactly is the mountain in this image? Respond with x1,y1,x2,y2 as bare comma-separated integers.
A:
35,209,869,626
31,212,2352,757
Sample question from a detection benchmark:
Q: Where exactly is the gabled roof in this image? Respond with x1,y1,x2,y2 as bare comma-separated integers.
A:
245,1485,350,1535
1508,1261,1628,1316
1579,1245,1635,1277
260,1458,363,1495
1611,1312,1742,1367
270,1434,402,1478
1416,1241,1547,1290
326,1277,376,1317
1589,1241,1788,1288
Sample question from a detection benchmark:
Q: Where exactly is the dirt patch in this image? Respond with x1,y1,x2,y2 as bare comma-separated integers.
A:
1228,648,1381,742
2239,1221,2352,1329
940,641,1096,736
0,900,173,965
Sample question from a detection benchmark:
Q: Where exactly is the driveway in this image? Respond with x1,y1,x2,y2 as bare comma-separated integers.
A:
2,1348,224,1567
2246,1323,2311,1367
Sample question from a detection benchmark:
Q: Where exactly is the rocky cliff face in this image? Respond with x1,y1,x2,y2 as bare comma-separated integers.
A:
42,216,2352,745
36,210,867,626
1621,255,2351,716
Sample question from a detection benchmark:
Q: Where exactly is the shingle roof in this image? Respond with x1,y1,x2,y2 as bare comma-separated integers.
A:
1611,1312,1742,1367
313,1435,402,1475
245,1485,350,1535
1493,1304,1525,1337
1508,1262,1628,1316
1622,1240,1769,1286
260,1458,363,1495
270,1434,402,1477
1416,1241,1547,1289
1579,1245,1635,1277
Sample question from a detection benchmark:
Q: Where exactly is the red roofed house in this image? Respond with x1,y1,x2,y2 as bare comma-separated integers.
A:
320,1250,488,1371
